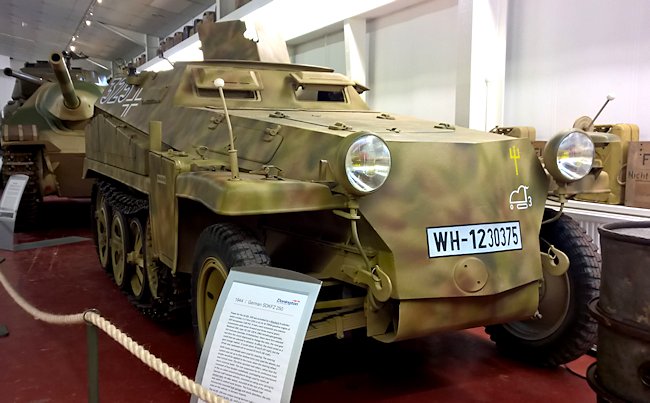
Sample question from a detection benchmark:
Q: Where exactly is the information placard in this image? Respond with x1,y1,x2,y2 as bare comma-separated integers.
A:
0,174,29,250
0,174,29,218
194,265,321,403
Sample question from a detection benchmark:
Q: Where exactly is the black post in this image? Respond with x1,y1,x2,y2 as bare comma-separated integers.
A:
84,311,100,403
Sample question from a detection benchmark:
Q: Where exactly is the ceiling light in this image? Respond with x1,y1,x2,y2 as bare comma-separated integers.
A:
97,0,102,3
70,45,76,51
71,36,76,41
85,20,91,26
90,12,93,16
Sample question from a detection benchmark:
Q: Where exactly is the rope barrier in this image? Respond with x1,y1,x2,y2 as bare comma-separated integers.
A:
0,268,227,403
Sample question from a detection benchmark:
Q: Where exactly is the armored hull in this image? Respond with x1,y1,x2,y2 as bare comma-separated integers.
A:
84,20,600,366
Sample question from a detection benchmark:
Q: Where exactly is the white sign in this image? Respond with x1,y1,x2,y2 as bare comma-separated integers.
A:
194,266,321,403
0,174,29,251
0,174,29,215
427,221,523,258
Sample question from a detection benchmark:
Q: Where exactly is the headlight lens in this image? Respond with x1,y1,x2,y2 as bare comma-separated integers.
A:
341,133,391,194
543,130,594,183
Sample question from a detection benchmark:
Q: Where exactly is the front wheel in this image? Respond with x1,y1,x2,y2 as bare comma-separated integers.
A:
191,223,270,351
486,209,601,366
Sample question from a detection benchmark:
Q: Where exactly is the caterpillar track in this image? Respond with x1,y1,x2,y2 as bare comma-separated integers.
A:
1,146,42,230
95,180,190,322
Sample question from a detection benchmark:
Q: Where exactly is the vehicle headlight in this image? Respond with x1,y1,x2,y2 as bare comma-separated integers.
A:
335,132,391,195
543,129,594,183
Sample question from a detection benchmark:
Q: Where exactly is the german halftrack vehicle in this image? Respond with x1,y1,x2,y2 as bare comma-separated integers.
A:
1,54,103,228
85,20,600,366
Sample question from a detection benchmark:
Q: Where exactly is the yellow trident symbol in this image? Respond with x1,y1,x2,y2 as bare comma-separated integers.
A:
509,146,520,176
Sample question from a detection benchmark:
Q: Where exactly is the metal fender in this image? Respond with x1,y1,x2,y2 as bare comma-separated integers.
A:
175,171,348,215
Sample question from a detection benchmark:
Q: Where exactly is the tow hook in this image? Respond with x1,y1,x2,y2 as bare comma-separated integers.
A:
540,245,570,276
341,264,392,302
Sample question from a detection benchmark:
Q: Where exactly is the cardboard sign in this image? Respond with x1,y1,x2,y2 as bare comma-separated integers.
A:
624,142,650,209
194,266,321,403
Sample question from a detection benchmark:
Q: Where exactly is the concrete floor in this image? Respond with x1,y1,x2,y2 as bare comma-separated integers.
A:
0,199,596,402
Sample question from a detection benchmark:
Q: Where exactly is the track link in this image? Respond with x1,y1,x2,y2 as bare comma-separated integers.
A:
97,179,190,322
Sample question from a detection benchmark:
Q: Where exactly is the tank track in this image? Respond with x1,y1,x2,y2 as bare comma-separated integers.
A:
98,180,190,322
1,146,42,230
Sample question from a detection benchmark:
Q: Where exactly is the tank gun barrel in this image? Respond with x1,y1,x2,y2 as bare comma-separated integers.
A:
3,67,46,86
49,52,80,109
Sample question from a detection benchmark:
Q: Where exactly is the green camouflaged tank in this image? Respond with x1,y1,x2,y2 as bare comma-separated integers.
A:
2,54,103,229
84,20,600,366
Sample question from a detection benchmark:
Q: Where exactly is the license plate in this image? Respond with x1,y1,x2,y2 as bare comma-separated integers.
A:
426,221,523,258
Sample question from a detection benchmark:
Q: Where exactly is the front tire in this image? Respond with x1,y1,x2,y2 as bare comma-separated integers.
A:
191,223,270,350
486,209,601,366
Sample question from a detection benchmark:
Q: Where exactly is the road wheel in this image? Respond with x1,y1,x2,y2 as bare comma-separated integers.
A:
486,209,601,366
110,210,131,289
129,216,148,300
145,219,162,300
93,185,112,271
191,223,270,349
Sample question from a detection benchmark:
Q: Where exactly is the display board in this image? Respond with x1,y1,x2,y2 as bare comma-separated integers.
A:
0,174,29,250
194,265,321,403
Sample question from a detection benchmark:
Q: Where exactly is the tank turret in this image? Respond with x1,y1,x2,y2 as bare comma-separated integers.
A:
1,52,104,229
45,52,95,121
2,68,48,123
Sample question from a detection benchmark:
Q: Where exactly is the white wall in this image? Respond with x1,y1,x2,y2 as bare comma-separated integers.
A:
0,55,14,119
291,31,346,73
504,0,650,139
367,0,458,122
289,0,459,123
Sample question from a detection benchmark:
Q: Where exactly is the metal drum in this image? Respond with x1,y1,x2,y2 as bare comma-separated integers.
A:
589,221,650,402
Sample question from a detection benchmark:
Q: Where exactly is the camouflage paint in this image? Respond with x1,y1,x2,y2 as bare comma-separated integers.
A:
83,21,592,342
2,54,103,199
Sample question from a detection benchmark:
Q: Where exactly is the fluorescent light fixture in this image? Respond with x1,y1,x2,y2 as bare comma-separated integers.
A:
86,57,110,71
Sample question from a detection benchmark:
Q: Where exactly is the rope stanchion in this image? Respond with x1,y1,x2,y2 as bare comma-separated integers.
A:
0,268,227,403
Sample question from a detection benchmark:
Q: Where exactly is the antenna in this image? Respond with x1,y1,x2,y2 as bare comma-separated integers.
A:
590,94,615,127
213,78,240,180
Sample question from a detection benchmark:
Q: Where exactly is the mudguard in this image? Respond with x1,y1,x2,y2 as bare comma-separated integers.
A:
175,171,348,215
